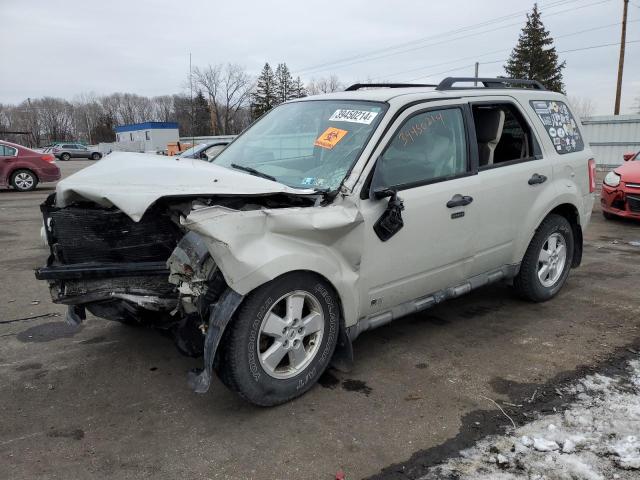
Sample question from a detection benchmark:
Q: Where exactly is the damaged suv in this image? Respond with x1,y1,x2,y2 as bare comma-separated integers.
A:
36,78,595,406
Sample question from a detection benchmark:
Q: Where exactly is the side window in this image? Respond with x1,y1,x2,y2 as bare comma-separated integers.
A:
530,100,584,154
375,108,468,188
472,103,536,168
0,145,17,156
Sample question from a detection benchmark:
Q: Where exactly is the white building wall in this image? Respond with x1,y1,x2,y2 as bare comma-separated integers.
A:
115,128,179,152
581,115,640,166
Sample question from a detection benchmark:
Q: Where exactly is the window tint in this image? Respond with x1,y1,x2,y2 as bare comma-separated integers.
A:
472,103,535,168
530,100,584,154
375,108,468,188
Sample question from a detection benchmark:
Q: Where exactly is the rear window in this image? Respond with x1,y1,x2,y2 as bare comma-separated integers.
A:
530,100,584,154
0,145,17,156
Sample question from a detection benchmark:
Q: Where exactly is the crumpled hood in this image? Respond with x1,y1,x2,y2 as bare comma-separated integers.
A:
616,161,640,184
55,152,314,221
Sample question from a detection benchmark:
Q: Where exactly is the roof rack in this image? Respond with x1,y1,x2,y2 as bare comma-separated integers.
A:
344,83,437,91
436,77,546,91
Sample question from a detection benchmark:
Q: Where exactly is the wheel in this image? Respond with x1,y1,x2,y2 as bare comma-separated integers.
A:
216,272,340,406
603,211,615,220
91,152,102,160
10,169,38,192
514,214,574,302
60,153,71,161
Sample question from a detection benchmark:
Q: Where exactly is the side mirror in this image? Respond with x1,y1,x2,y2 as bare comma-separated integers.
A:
623,152,636,162
373,188,405,242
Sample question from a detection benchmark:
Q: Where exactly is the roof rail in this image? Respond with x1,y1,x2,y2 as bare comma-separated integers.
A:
436,77,546,91
344,83,437,91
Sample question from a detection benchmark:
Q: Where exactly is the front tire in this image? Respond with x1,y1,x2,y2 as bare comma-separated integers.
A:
514,214,574,302
91,152,102,160
10,169,38,191
603,211,615,220
216,272,340,406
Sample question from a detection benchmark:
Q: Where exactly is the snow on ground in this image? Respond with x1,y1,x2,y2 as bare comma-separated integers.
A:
420,358,640,480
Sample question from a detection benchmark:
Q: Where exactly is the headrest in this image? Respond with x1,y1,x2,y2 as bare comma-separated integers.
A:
474,109,505,143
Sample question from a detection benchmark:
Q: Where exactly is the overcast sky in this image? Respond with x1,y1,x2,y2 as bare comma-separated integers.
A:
2,0,639,114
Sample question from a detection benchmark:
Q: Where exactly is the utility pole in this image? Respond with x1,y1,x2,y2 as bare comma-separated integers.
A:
474,62,479,86
614,0,629,115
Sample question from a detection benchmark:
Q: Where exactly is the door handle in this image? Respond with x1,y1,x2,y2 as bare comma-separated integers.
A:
528,173,547,185
446,194,473,208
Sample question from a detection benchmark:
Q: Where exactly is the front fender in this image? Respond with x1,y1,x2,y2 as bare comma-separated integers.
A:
182,202,365,327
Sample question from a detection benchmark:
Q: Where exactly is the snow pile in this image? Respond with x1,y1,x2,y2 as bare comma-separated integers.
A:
421,359,640,480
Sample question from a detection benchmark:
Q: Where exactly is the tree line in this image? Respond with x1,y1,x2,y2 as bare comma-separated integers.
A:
0,63,344,147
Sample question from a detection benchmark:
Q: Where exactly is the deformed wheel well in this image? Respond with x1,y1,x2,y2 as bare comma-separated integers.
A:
547,203,583,267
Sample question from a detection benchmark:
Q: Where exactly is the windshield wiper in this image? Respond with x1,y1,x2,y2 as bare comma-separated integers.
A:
230,163,277,182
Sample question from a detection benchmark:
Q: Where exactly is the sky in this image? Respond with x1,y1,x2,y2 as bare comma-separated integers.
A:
1,0,639,114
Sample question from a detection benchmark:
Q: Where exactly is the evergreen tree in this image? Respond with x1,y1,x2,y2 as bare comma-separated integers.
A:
192,90,212,136
292,76,307,99
251,63,278,120
504,3,565,93
274,63,295,103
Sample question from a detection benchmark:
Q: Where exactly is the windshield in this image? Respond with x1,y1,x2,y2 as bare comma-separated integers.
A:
177,144,206,157
215,100,387,190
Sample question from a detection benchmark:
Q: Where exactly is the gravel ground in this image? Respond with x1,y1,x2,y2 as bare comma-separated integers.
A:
1,160,639,480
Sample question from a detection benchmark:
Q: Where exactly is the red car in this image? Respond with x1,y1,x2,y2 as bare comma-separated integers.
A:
600,150,640,220
0,140,61,192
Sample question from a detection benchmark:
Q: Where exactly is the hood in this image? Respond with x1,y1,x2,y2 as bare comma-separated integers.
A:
615,160,640,184
56,152,314,221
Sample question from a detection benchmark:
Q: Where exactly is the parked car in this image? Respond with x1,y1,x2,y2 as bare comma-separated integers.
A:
175,141,231,161
36,78,595,405
0,140,61,191
600,150,640,220
44,143,102,161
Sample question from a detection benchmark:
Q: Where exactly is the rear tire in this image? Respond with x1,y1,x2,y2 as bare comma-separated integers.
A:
216,272,340,406
514,214,574,302
60,153,71,161
10,169,38,192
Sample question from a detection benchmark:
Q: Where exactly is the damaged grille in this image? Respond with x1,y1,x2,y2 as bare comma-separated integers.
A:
47,205,182,264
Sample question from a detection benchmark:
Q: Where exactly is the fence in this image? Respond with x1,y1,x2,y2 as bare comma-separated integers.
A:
581,114,640,167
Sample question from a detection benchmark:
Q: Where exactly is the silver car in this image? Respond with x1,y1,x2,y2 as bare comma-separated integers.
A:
36,77,595,406
46,143,102,161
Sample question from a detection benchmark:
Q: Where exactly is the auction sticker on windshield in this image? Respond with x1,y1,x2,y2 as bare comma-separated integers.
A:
314,127,348,149
329,109,379,124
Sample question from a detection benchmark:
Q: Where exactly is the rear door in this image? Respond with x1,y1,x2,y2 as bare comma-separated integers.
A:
0,144,18,186
467,98,555,275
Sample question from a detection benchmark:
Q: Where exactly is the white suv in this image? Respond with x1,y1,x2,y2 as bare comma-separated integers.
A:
37,77,595,405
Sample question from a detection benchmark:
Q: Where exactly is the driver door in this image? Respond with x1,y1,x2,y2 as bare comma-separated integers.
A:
357,103,481,316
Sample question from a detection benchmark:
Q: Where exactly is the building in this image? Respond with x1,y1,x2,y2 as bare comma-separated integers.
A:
114,122,179,152
581,114,640,167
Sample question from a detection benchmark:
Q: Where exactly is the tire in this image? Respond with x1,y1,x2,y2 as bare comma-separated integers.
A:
514,214,574,302
60,153,71,161
91,152,102,160
603,211,615,220
216,272,340,406
10,169,39,192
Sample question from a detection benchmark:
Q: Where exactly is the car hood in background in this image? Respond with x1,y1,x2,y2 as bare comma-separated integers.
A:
55,152,314,221
615,161,640,184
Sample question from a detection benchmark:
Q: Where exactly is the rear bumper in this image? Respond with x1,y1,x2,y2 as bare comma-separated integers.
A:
35,164,61,182
600,184,640,219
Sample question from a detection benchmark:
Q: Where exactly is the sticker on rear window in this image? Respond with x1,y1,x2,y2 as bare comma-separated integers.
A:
529,100,584,154
329,109,378,124
314,127,348,149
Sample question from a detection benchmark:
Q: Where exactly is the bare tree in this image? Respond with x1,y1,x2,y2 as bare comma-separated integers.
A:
150,95,175,122
306,74,343,95
193,63,254,135
568,96,596,119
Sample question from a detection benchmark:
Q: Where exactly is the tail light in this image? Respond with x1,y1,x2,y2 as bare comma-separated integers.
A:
588,158,596,193
41,154,55,163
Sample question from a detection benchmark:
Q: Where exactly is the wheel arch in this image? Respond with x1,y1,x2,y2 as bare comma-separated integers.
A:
516,201,583,268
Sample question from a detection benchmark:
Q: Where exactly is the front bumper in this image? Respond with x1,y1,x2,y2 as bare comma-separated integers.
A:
600,183,640,219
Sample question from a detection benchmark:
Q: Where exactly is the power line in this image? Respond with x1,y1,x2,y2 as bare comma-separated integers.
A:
376,19,638,82
295,0,613,76
407,39,640,82
294,0,586,75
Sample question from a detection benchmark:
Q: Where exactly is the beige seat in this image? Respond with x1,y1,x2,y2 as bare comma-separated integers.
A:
475,109,505,167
